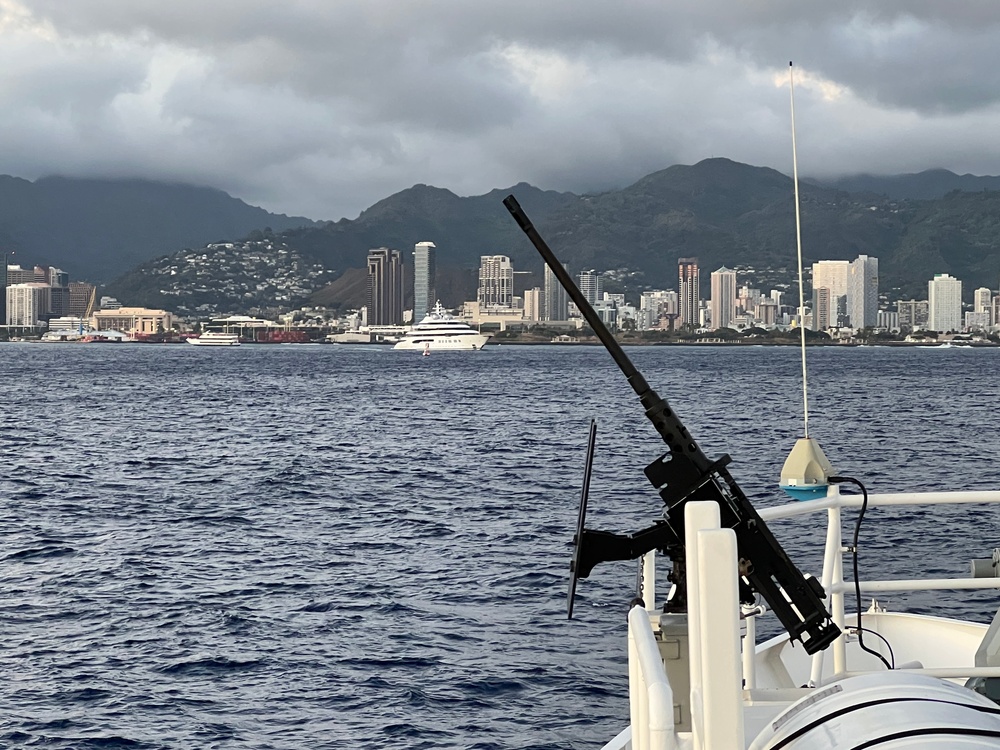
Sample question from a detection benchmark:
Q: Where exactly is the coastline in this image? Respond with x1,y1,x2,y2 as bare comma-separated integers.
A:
489,338,999,348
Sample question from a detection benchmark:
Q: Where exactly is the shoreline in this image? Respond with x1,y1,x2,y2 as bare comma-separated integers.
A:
490,338,999,348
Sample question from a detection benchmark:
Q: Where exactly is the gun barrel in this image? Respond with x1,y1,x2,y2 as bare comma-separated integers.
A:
503,194,706,466
503,195,639,380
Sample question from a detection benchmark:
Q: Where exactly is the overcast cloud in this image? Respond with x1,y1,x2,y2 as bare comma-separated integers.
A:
2,1,1000,220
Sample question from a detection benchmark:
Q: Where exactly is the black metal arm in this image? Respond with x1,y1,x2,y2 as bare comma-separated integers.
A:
504,194,840,655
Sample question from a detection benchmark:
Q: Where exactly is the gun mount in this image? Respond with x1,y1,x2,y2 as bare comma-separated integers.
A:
503,195,840,655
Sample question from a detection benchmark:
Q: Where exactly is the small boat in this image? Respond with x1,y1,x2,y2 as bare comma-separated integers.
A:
393,302,491,352
186,331,240,347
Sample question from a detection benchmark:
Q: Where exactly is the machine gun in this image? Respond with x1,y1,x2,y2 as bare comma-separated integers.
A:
503,195,840,656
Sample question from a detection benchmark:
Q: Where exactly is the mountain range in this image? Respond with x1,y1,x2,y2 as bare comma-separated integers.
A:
0,175,318,282
199,159,1000,309
8,161,1000,312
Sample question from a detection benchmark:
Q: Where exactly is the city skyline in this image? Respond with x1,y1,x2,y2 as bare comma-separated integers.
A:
7,239,1000,337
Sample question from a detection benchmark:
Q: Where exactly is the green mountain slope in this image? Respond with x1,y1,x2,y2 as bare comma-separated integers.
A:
107,158,1000,313
0,176,318,282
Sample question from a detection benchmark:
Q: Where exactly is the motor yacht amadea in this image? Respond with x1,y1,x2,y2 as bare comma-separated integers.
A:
393,303,491,352
186,331,241,346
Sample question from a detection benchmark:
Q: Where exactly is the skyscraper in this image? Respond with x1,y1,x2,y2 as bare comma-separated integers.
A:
678,257,700,329
6,283,51,327
367,247,404,325
709,266,737,330
578,270,602,306
811,260,850,330
478,255,513,309
974,287,992,325
412,241,436,322
848,255,879,329
68,281,96,318
928,273,962,332
543,264,568,321
897,299,929,331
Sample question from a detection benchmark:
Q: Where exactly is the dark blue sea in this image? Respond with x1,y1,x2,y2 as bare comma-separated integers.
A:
1,342,998,749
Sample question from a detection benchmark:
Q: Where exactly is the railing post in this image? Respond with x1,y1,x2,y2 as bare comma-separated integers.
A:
685,501,721,750
628,605,677,750
742,612,757,690
698,528,745,750
642,551,657,611
629,617,646,750
812,485,844,685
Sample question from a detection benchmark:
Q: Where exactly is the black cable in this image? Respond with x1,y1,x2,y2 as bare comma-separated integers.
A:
854,625,896,668
829,475,894,670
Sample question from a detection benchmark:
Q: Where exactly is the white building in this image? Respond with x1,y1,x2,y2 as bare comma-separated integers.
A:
638,290,677,330
710,267,738,330
478,255,513,309
876,310,899,331
578,271,602,306
6,283,51,327
523,288,542,321
965,311,991,331
848,255,879,329
974,287,992,326
811,260,850,330
928,274,962,332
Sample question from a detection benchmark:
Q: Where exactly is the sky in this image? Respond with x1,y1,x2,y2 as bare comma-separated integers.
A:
2,1,1000,221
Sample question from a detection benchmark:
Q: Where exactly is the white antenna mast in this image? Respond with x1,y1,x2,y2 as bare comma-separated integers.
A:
779,61,834,501
789,61,809,438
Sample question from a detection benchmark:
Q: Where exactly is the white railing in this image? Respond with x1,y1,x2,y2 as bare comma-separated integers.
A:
757,486,1000,684
623,489,1000,749
628,605,676,750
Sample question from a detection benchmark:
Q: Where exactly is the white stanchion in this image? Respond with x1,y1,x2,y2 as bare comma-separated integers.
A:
698,528,745,750
685,501,721,750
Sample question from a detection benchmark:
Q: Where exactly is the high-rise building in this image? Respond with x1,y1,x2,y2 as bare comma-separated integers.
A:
523,288,542,321
6,264,34,284
897,299,929,331
6,283,51,327
811,260,850,330
928,273,962,332
367,247,404,325
848,255,879,329
756,301,779,325
0,253,7,326
478,255,513,309
678,257,700,328
638,290,677,330
578,271,602,306
974,287,992,325
412,241,436,323
710,266,737,330
68,282,96,318
543,264,568,321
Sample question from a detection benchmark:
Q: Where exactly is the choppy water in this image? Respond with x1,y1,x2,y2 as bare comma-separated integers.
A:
1,342,998,749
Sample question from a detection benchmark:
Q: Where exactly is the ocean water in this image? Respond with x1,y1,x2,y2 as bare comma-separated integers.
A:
1,342,998,749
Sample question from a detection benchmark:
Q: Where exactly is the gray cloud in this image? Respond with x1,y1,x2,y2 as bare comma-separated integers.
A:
2,1,1000,220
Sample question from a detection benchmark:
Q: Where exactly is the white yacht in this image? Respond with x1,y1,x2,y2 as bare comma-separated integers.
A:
186,331,241,347
393,303,491,352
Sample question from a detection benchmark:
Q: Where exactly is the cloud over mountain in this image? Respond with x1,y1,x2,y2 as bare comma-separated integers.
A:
3,2,1000,220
